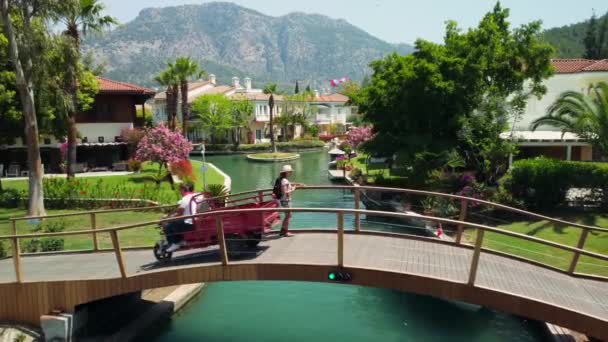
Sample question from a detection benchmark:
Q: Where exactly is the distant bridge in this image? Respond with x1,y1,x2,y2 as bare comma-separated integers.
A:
0,186,606,340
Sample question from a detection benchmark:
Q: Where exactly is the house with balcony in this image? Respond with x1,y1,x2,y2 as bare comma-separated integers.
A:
152,74,352,144
502,59,608,165
0,77,155,174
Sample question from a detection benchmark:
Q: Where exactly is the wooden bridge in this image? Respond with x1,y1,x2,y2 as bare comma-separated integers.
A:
0,186,607,340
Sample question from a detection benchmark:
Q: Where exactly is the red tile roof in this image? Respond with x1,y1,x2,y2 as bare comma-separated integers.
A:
97,77,155,95
552,59,608,74
313,93,349,103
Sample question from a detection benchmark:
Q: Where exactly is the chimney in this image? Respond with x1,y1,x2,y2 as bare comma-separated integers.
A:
232,76,240,88
244,77,252,91
209,74,216,85
314,89,320,98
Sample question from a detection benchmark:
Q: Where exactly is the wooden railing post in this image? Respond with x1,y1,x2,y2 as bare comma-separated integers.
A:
90,213,99,251
110,230,127,278
353,188,361,232
467,228,484,286
215,216,229,266
456,199,468,244
258,190,264,203
567,228,589,274
11,237,22,283
11,219,17,235
337,212,344,267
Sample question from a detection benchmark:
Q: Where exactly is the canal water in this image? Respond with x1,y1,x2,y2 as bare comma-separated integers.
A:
142,151,546,341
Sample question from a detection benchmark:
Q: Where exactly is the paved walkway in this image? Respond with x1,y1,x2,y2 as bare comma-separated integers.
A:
0,233,606,323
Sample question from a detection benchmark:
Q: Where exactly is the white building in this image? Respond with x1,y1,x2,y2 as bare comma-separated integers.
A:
503,59,608,162
152,74,352,144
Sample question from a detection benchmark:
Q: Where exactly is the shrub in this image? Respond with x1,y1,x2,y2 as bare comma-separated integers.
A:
500,157,608,210
22,221,66,253
204,140,325,152
0,240,6,258
0,188,22,208
169,159,196,181
128,159,142,172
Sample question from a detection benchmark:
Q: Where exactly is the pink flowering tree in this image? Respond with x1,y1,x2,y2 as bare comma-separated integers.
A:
347,126,374,150
135,124,193,176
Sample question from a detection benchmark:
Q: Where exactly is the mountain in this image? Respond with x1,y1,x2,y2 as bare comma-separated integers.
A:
543,13,608,58
84,2,414,89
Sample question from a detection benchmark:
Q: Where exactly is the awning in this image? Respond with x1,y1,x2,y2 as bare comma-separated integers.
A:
78,142,128,147
500,131,587,143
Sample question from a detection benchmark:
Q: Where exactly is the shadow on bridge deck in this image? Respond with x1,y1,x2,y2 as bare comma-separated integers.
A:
0,231,606,340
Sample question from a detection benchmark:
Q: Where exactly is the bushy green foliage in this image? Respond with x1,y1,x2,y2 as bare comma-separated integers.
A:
205,140,324,152
500,158,608,210
361,4,553,172
22,220,67,253
0,188,23,208
0,240,6,258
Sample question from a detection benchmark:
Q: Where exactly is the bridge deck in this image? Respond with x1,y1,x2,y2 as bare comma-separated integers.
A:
0,233,606,323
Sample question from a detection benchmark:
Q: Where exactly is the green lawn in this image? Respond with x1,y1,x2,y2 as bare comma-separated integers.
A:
463,214,608,277
350,153,408,181
0,207,165,254
0,160,226,255
3,160,224,205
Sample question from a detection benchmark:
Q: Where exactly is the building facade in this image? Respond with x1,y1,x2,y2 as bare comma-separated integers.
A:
0,77,155,175
152,75,352,144
504,59,608,164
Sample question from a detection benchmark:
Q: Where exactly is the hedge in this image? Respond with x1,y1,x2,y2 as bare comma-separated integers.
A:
500,157,608,210
203,140,325,153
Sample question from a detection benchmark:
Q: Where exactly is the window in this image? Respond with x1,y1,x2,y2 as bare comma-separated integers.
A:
96,102,112,121
256,129,262,140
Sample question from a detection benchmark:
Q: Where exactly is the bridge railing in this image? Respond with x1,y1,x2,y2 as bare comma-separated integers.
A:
3,185,607,279
208,185,608,276
1,206,607,286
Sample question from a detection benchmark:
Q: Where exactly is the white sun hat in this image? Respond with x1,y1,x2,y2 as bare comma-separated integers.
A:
281,164,294,173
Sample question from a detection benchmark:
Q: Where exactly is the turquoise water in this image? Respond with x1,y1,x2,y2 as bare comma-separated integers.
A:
142,151,546,341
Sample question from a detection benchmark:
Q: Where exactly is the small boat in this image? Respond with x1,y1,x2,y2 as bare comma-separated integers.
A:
328,147,345,162
327,160,346,181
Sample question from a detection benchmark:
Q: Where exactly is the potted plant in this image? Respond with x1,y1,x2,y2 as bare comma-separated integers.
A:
204,184,229,208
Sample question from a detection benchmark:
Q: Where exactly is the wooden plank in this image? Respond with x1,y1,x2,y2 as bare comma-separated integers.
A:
110,230,127,278
11,237,22,283
337,212,344,267
456,199,468,244
354,188,361,232
567,228,589,274
215,216,229,266
468,229,485,286
90,213,99,251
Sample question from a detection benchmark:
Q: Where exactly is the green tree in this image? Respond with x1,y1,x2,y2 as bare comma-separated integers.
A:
531,82,608,157
55,0,116,178
277,93,316,140
294,81,299,94
192,94,232,143
263,83,279,153
0,0,53,216
173,57,204,138
584,12,600,59
229,98,253,148
360,3,553,173
155,67,179,131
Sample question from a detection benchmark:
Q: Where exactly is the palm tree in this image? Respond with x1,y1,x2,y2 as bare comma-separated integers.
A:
263,83,279,153
173,57,204,138
531,82,608,156
56,0,117,178
155,68,179,131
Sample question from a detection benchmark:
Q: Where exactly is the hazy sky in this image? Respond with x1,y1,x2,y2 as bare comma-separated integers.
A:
101,0,608,44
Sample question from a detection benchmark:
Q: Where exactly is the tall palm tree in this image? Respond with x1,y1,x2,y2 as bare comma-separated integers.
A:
173,57,204,138
531,82,608,156
263,83,279,153
56,0,117,178
155,68,179,131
